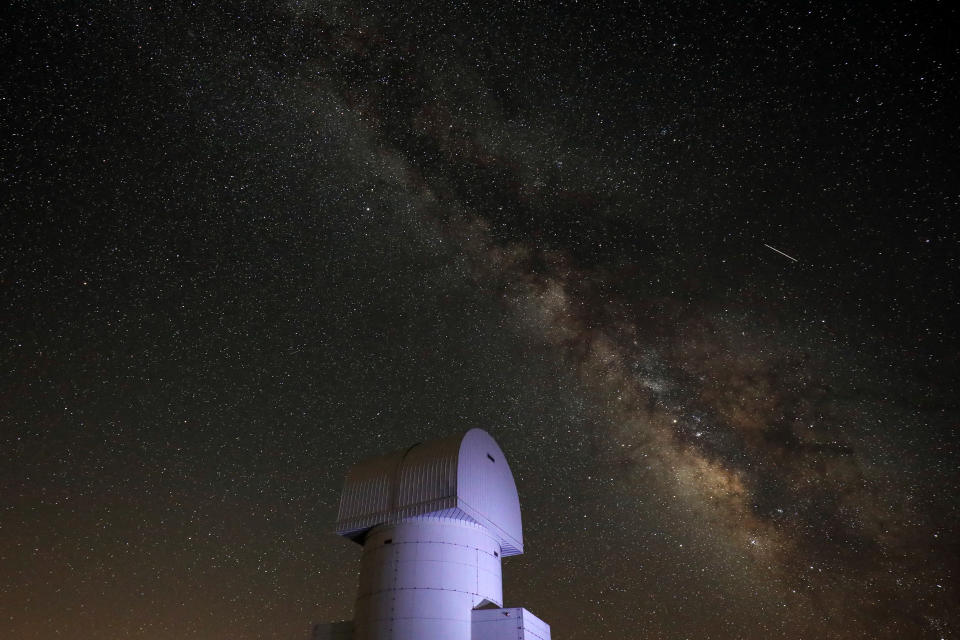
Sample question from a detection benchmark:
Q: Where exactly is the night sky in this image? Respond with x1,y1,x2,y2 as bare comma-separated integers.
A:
3,2,959,639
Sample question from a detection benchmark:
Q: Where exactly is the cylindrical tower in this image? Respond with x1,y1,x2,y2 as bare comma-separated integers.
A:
353,517,502,640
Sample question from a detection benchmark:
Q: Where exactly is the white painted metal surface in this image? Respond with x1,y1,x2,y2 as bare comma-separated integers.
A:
456,429,523,556
353,517,502,640
335,429,523,556
472,608,552,640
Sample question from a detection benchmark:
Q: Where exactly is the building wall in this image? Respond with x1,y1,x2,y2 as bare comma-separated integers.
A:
353,517,502,640
471,608,552,640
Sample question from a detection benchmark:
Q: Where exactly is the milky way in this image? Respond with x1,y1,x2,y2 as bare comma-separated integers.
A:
4,2,958,639
294,5,957,633
348,92,956,637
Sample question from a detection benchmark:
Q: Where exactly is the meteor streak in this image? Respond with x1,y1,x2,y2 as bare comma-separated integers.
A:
763,243,799,262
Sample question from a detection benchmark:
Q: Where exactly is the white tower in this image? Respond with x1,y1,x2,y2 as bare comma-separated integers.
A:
312,428,550,640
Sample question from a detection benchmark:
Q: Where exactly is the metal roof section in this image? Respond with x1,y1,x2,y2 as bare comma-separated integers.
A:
335,428,524,556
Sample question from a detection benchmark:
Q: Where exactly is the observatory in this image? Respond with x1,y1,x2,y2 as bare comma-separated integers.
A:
312,428,551,640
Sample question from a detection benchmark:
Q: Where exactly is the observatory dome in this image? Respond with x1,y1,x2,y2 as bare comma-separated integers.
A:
335,428,523,555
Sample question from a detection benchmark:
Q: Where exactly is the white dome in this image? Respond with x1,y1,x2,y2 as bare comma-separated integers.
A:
335,428,523,556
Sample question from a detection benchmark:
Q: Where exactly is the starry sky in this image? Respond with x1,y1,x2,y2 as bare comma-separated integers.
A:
3,1,959,639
